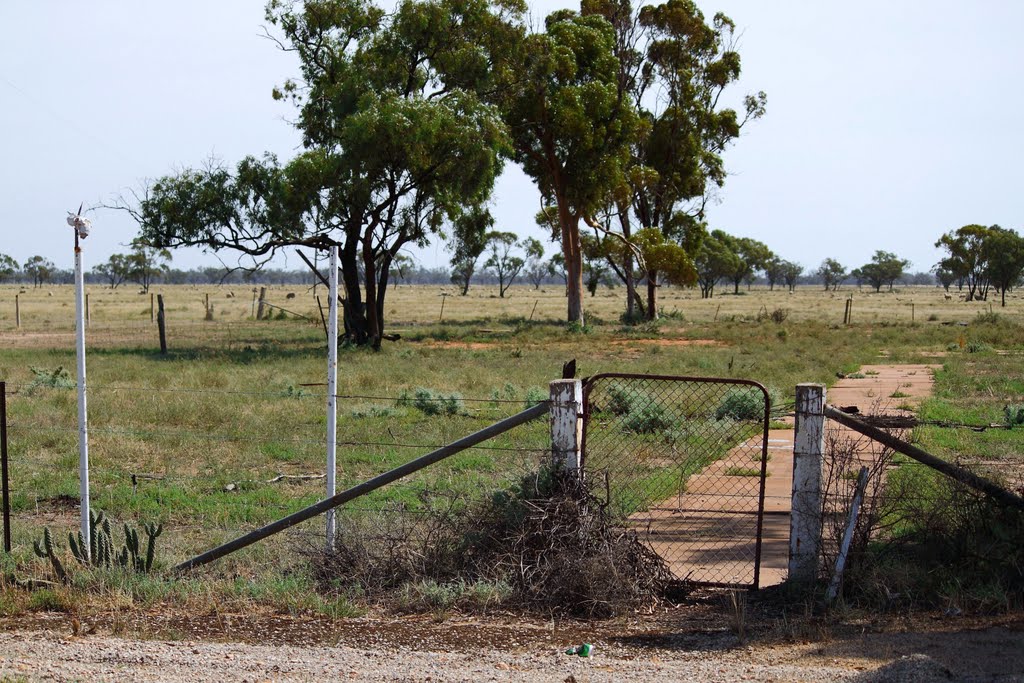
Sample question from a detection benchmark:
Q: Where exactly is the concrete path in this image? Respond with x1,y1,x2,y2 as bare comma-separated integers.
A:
630,365,940,588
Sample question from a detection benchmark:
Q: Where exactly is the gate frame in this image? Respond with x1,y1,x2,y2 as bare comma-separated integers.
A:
581,373,772,590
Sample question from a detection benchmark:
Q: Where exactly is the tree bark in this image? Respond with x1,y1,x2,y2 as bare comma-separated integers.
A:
646,272,658,321
558,205,584,325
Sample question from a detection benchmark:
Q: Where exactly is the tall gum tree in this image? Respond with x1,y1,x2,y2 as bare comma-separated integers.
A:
125,0,524,348
582,0,765,320
499,9,640,324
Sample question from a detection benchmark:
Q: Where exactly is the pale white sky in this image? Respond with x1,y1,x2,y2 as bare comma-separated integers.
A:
2,1,1022,275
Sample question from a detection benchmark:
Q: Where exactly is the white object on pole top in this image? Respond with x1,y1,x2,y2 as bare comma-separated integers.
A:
67,202,91,239
67,213,91,239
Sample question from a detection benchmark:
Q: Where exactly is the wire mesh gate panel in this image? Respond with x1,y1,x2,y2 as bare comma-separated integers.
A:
582,374,771,589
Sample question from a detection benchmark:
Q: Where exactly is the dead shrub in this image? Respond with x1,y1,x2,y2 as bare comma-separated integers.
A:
305,468,672,618
820,421,1024,611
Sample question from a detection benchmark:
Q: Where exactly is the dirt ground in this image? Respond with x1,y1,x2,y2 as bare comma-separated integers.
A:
1,599,1023,682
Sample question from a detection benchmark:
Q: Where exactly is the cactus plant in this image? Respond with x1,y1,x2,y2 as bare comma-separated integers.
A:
66,510,163,573
33,527,67,583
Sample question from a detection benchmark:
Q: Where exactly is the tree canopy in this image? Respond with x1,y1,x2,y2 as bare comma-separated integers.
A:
499,7,639,324
0,254,18,283
853,250,910,292
126,0,523,348
816,258,846,291
581,0,765,320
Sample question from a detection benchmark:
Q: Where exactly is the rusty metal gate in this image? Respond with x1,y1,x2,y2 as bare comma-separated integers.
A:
582,374,771,589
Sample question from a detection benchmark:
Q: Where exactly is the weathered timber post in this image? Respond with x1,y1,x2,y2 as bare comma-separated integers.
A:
256,287,267,320
157,294,167,355
14,294,20,328
150,293,155,323
85,293,90,327
549,379,583,472
789,383,825,584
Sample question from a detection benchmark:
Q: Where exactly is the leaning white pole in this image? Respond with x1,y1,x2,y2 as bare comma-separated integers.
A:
325,246,339,548
73,226,90,559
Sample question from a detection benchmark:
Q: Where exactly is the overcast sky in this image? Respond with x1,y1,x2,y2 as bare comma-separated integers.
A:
2,1,1022,275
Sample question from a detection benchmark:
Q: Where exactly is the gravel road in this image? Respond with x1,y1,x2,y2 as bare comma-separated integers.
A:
0,628,996,682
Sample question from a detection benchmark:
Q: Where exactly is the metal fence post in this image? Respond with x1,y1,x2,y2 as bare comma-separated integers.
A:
549,379,583,472
1,381,10,553
789,383,825,584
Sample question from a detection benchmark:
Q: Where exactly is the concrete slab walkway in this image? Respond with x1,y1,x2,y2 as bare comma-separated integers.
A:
629,364,940,588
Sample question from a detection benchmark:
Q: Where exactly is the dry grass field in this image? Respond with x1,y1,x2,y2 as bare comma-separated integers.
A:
2,282,1021,334
0,280,1021,623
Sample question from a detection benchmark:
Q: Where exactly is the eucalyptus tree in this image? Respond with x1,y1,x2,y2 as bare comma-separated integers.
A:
126,0,523,348
712,230,771,294
449,207,493,296
857,250,910,292
985,227,1024,307
498,8,640,324
935,224,996,302
483,231,527,297
23,256,54,288
581,0,765,319
693,232,738,298
92,253,134,289
522,238,549,289
0,254,18,283
128,238,171,293
816,258,847,291
781,261,802,292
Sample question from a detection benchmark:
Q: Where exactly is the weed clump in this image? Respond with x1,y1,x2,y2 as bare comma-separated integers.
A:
602,385,677,435
398,388,466,416
1004,404,1024,428
715,389,766,421
25,366,75,394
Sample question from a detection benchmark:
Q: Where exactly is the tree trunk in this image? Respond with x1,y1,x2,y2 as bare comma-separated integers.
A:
616,202,636,322
559,206,584,325
646,272,658,321
340,236,369,346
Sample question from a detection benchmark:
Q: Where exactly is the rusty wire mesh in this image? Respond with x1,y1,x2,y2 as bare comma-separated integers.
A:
582,374,770,588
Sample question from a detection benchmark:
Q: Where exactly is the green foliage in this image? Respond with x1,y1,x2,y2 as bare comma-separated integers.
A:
1004,404,1024,428
25,366,75,393
694,232,741,298
28,588,72,612
68,510,163,573
604,385,676,435
853,250,911,292
482,231,527,298
398,388,466,417
134,0,520,346
0,253,18,282
714,390,765,421
22,255,55,288
500,8,641,323
816,258,847,291
524,386,547,409
622,402,675,435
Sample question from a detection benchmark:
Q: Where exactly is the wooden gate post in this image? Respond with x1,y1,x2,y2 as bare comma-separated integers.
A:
157,294,167,355
256,287,267,320
549,379,583,472
789,383,825,584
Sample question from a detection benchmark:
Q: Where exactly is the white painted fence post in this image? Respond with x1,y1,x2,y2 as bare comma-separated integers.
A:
325,247,339,549
789,383,825,584
549,379,583,472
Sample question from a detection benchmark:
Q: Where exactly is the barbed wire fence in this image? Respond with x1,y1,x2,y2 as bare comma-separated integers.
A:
1,381,554,575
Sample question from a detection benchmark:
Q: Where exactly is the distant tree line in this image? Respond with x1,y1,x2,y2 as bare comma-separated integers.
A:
4,226,1019,309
